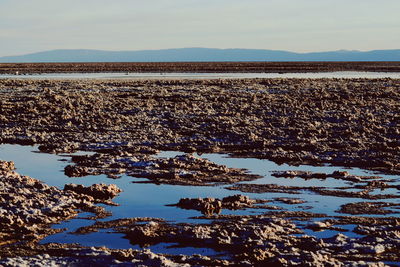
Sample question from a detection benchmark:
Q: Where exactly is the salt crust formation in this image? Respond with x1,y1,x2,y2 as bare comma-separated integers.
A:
1,78,399,266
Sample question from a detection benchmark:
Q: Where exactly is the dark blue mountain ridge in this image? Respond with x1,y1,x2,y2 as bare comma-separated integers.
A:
0,47,399,62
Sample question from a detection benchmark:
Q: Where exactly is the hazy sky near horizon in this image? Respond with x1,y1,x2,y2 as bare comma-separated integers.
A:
0,0,399,57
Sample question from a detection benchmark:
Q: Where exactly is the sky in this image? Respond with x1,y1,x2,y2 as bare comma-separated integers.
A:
0,0,399,57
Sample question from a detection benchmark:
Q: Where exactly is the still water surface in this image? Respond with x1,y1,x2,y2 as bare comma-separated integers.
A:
0,144,399,254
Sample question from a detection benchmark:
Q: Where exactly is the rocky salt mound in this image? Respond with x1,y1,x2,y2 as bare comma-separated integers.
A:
171,195,278,215
1,78,399,175
1,78,399,265
64,152,261,186
64,214,395,266
64,183,122,201
0,160,121,247
0,247,191,267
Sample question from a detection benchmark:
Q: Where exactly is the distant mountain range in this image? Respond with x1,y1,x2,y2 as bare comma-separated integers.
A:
0,48,399,63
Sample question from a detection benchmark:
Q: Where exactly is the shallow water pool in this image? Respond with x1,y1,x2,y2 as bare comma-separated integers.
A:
0,144,399,255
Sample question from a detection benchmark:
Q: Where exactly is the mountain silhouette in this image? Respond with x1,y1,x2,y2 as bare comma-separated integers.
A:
0,48,399,62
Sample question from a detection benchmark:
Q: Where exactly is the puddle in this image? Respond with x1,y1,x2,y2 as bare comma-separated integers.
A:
301,226,364,239
0,144,399,254
46,230,133,250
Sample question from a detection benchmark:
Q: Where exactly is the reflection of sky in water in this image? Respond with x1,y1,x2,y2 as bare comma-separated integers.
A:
300,223,364,239
1,71,400,79
369,188,400,195
0,144,399,252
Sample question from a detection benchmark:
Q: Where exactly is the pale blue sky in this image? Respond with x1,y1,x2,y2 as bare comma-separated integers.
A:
0,0,399,57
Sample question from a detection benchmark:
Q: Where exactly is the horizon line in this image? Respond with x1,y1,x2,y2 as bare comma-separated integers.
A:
2,47,400,58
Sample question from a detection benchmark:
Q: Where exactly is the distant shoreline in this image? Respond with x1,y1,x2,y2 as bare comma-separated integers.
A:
1,61,400,74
